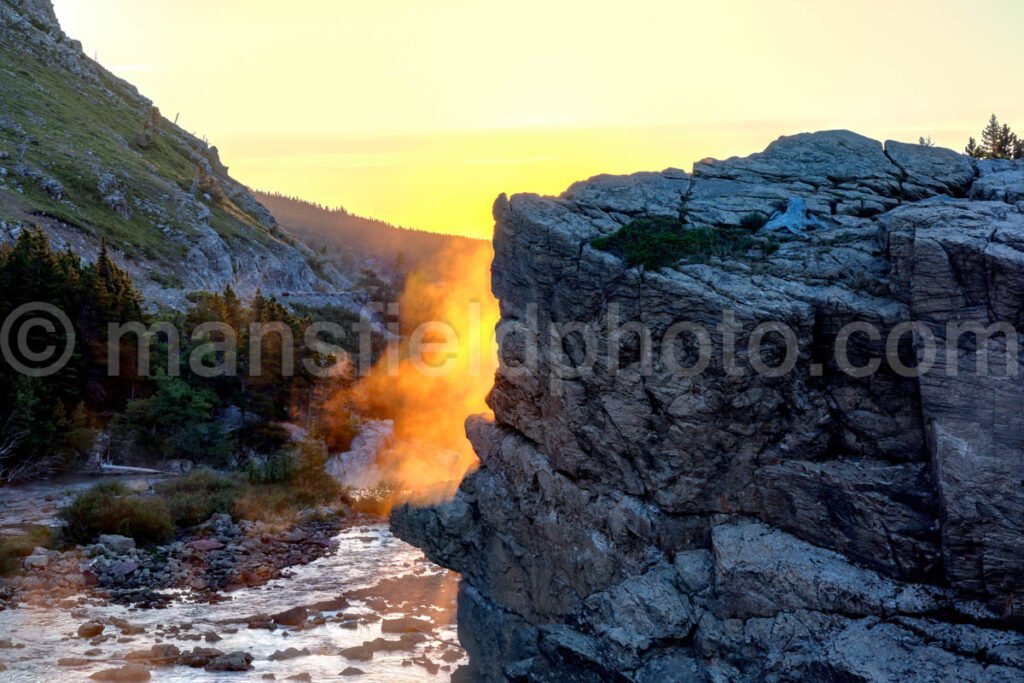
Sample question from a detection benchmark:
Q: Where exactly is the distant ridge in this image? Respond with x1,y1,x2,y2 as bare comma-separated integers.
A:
256,191,481,275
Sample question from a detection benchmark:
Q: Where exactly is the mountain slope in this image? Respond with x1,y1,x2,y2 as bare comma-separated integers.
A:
0,0,355,310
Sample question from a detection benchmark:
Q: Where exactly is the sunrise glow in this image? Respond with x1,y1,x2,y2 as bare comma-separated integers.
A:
52,0,1024,237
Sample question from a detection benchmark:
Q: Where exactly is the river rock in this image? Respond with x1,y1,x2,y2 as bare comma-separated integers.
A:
57,657,92,666
204,651,253,672
340,645,374,661
77,622,104,638
88,664,151,681
272,606,309,626
125,644,180,666
393,131,1024,681
189,539,225,553
269,647,311,661
178,647,224,668
380,617,434,634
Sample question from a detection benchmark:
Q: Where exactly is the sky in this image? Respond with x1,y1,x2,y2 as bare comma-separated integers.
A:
53,0,1024,238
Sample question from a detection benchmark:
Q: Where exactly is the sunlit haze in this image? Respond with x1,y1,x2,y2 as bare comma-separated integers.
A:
53,0,1024,238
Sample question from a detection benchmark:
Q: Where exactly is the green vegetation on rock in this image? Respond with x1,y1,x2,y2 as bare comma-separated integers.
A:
590,216,777,270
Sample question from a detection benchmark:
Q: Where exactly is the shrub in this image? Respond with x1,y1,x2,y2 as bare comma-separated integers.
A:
591,217,771,270
292,438,342,501
739,212,769,230
248,423,292,455
155,469,242,528
233,439,343,522
58,481,175,546
246,452,295,484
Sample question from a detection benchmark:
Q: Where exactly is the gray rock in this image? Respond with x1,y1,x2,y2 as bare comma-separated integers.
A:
97,535,136,554
972,159,1024,203
22,552,49,570
884,139,976,199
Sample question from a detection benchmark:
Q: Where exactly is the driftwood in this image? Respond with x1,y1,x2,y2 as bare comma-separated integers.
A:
96,463,177,476
761,197,827,235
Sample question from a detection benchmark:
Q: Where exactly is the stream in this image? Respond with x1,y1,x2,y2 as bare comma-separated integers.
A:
0,478,465,682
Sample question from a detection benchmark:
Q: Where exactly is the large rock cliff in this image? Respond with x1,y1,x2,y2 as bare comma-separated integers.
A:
394,131,1024,681
0,0,358,311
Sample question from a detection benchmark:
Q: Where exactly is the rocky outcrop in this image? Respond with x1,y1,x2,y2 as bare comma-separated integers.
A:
0,0,359,311
393,131,1024,681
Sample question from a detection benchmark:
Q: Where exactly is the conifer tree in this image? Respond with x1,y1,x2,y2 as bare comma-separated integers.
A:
980,114,1004,158
968,114,1023,159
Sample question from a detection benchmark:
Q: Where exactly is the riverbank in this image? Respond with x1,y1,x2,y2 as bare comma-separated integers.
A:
0,472,465,680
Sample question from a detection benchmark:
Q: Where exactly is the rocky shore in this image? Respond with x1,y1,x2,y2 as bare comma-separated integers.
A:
1,511,347,611
0,521,465,680
394,132,1024,681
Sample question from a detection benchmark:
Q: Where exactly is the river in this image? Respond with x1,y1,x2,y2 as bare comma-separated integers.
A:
0,478,464,682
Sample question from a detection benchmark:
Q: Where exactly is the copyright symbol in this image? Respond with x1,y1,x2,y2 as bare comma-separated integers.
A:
0,302,76,378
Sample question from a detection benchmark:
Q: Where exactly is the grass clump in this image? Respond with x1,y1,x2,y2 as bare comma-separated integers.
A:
154,469,243,528
0,526,53,576
591,216,774,270
739,212,770,230
58,481,175,546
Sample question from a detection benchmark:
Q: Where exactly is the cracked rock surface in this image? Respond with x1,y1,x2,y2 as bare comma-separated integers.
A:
393,131,1024,681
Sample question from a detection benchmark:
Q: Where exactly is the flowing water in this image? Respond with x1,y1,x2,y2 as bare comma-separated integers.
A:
0,479,464,682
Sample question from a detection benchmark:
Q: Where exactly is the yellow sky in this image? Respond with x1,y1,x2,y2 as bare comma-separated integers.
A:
53,0,1024,238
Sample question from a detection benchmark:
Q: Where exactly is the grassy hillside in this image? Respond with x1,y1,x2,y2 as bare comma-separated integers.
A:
0,0,345,308
0,4,279,258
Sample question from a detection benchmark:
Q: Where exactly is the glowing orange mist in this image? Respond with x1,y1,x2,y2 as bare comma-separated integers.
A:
347,240,499,505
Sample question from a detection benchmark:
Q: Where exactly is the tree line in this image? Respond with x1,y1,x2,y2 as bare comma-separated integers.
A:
965,114,1023,160
0,229,359,484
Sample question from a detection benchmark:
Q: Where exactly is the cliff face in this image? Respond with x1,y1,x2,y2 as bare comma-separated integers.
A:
393,131,1024,681
0,0,357,311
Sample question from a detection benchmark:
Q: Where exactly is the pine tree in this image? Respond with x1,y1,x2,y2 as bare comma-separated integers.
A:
965,137,982,158
981,114,1004,158
998,124,1016,159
